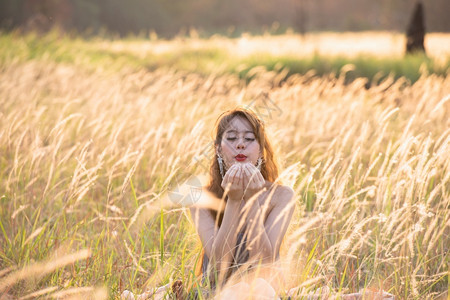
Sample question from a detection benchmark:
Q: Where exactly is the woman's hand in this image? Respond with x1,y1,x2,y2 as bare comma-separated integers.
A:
241,163,266,201
221,163,266,201
221,163,245,201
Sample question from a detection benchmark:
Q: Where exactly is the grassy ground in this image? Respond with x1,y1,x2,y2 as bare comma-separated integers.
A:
0,31,449,299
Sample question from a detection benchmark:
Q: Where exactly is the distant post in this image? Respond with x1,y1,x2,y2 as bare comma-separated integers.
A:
406,1,426,54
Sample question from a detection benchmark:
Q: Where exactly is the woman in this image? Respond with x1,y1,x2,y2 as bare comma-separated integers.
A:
122,107,295,300
188,107,295,299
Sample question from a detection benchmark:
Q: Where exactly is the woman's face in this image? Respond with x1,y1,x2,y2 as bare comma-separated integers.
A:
218,116,261,170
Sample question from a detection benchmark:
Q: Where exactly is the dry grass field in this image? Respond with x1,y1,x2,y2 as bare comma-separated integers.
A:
0,31,449,299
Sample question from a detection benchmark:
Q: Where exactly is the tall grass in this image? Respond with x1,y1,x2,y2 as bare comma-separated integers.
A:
0,34,449,299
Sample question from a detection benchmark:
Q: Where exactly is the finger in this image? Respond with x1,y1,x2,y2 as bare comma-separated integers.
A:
221,174,231,190
232,164,243,185
247,163,264,185
222,170,234,191
243,165,259,192
242,165,252,189
225,163,238,175
249,164,262,188
246,162,258,173
239,165,246,187
246,164,258,183
221,166,234,189
222,167,230,184
256,170,265,185
255,172,265,187
230,165,240,185
223,163,238,182
226,165,236,183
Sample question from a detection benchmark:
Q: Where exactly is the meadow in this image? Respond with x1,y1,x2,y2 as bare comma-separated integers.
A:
0,31,449,299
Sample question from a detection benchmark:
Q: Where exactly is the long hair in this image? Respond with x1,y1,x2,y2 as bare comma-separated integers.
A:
195,107,282,277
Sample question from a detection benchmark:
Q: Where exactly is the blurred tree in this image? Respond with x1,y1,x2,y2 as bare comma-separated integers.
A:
97,0,170,36
406,1,426,54
426,0,450,31
1,0,449,36
0,0,25,29
70,0,99,32
22,0,73,32
210,0,254,29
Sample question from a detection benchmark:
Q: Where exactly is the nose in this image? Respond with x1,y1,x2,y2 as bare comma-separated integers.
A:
236,138,245,149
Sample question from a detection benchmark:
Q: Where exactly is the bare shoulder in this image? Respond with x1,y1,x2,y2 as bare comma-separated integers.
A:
275,185,295,203
265,181,295,205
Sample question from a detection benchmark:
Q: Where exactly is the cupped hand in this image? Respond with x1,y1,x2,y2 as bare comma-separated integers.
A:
221,163,245,201
241,163,266,201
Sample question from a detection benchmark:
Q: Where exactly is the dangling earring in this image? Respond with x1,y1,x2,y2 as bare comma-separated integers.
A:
256,157,263,171
217,153,225,179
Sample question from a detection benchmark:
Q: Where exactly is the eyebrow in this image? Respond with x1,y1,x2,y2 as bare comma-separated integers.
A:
225,130,254,134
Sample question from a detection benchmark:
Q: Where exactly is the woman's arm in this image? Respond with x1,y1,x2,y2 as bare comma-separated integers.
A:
209,200,242,277
190,164,248,282
240,188,274,262
190,200,244,282
263,186,295,257
240,164,295,264
243,185,295,264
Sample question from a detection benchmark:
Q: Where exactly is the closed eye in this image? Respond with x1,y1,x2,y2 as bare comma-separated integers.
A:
226,138,255,141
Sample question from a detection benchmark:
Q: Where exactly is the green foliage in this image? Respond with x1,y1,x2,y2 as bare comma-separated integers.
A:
0,31,447,85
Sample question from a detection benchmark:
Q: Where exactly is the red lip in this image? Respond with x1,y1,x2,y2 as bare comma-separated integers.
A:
235,154,247,161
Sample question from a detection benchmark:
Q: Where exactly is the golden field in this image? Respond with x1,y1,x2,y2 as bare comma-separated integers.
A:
0,31,449,299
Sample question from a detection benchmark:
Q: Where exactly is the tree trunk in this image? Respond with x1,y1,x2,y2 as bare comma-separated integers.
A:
406,1,426,54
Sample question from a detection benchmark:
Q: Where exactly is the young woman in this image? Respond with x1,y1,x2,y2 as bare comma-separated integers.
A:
122,107,295,299
188,107,296,299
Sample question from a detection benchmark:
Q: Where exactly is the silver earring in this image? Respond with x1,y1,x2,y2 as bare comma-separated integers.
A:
217,154,225,179
256,157,263,171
